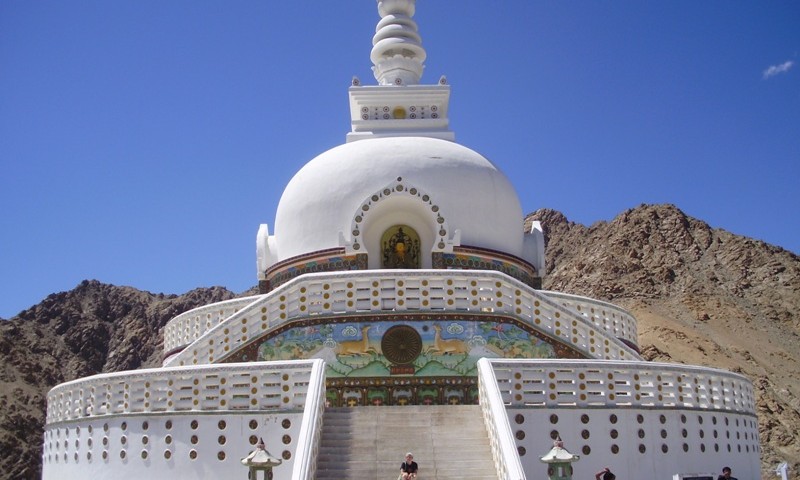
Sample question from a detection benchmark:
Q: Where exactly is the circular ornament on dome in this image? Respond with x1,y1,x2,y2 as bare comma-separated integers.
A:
381,325,422,364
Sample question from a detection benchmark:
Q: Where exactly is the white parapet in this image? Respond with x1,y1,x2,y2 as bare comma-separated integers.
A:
486,359,761,480
163,295,263,360
43,360,325,480
161,270,642,368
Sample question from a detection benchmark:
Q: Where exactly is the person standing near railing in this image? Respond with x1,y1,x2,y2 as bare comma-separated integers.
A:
595,466,616,480
717,466,737,480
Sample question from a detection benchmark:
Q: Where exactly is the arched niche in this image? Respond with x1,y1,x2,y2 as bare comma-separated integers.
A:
346,177,455,269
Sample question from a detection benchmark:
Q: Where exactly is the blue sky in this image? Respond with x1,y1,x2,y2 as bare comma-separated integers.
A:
1,1,798,319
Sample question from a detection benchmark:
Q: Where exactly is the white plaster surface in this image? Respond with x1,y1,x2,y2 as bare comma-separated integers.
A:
273,136,524,262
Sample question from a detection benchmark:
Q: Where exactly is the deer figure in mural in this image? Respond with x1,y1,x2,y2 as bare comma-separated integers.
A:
337,325,375,356
429,324,469,356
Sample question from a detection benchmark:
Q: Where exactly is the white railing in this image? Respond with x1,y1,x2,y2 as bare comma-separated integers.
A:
478,358,527,480
487,359,756,413
163,295,263,353
45,360,320,424
539,290,638,345
164,270,641,367
290,360,326,480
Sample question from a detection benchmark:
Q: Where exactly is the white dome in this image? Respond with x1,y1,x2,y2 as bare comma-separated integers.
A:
273,137,523,265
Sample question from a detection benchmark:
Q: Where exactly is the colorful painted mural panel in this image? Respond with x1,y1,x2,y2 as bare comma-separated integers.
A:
256,320,556,378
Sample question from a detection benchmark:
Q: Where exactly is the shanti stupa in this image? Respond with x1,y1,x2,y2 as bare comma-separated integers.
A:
42,2,762,479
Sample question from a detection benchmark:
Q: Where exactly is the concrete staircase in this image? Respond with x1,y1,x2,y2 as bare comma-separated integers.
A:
314,405,499,480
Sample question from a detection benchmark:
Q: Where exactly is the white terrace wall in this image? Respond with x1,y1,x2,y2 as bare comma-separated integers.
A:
42,360,324,480
488,359,761,480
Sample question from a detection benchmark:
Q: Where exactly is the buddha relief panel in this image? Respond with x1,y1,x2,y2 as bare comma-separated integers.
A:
381,225,421,269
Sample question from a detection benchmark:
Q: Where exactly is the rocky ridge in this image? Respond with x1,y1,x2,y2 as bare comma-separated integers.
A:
1,203,798,479
528,204,800,478
0,281,237,479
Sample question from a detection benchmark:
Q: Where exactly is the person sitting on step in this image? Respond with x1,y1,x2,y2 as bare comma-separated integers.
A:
400,452,418,480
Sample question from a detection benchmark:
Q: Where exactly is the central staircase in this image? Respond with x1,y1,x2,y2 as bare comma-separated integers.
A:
314,405,499,480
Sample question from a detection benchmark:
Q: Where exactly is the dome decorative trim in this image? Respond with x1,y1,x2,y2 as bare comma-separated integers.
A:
344,177,459,256
261,247,368,293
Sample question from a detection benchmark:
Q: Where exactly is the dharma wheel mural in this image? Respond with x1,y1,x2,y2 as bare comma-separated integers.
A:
246,318,566,405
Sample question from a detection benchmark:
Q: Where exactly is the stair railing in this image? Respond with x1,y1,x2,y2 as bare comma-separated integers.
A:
291,359,327,480
478,358,526,480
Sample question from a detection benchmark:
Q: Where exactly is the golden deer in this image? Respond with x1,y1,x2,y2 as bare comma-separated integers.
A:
429,324,469,355
336,325,375,356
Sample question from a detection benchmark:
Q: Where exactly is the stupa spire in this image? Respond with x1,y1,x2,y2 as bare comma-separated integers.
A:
346,0,452,142
371,0,426,85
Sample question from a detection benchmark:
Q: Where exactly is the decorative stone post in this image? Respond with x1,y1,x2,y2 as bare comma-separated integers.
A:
241,438,282,480
540,438,580,480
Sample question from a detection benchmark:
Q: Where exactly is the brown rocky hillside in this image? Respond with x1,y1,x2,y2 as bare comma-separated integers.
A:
0,203,797,479
0,281,238,479
527,204,800,478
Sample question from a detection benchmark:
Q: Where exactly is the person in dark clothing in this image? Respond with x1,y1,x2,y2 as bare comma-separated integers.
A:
400,452,418,480
595,466,616,480
718,466,738,480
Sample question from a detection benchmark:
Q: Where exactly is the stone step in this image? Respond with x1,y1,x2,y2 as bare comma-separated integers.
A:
315,405,498,480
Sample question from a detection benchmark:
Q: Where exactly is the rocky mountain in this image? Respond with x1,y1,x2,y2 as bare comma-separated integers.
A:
1,203,797,479
0,281,238,479
527,204,800,478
